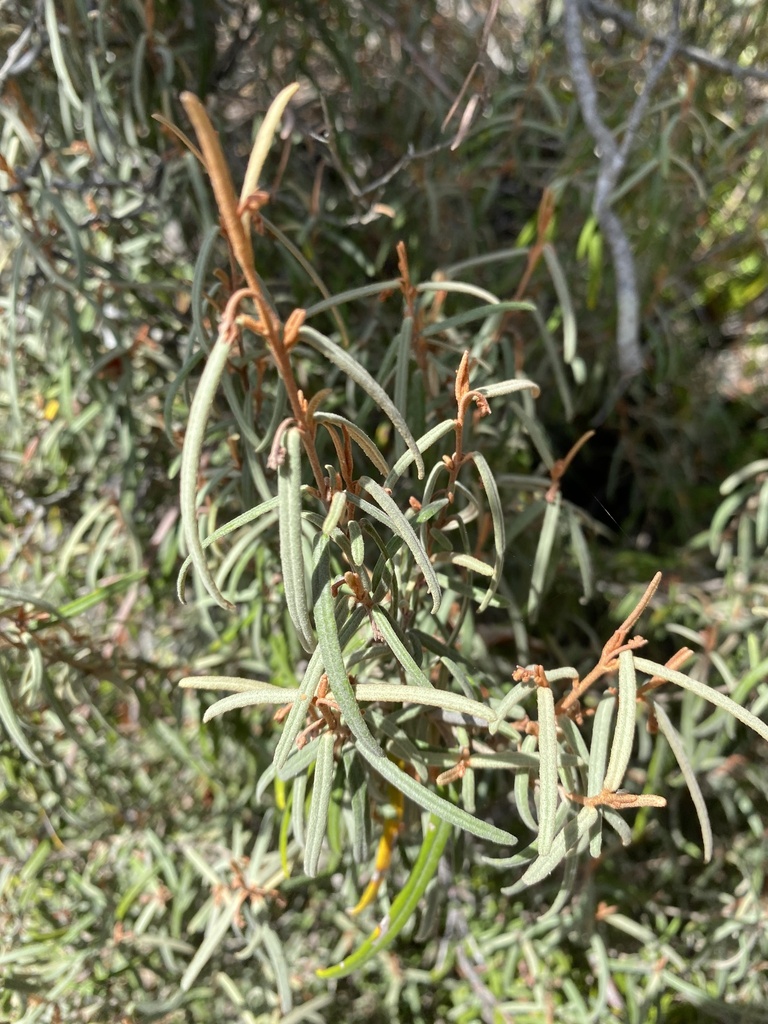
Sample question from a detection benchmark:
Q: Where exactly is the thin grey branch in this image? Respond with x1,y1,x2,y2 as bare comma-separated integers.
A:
564,0,680,379
585,0,768,84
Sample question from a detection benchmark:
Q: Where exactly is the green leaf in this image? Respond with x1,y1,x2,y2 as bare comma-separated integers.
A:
369,606,433,689
646,697,713,862
528,493,561,621
588,696,615,858
634,658,768,745
353,682,496,723
490,680,535,735
313,535,384,761
566,506,594,603
0,657,45,766
200,686,300,721
394,316,414,461
542,243,577,364
536,685,559,856
316,813,452,979
314,412,390,477
361,477,442,613
304,732,336,877
357,744,516,846
466,451,505,612
603,651,637,792
299,325,424,478
178,329,236,611
385,420,455,489
501,806,597,896
278,427,316,652
344,751,371,862
420,301,537,339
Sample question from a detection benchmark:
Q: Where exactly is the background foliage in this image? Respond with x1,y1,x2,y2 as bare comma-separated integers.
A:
1,1,767,1021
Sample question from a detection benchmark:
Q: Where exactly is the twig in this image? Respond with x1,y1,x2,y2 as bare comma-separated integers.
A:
584,0,768,84
563,0,680,379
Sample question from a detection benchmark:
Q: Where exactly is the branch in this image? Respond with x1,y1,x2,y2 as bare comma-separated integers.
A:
584,0,768,84
563,0,680,379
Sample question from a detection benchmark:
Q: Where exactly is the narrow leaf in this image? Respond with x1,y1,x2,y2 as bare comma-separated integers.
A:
361,478,442,613
369,606,433,688
467,451,505,612
202,687,299,722
357,744,516,846
490,680,535,735
588,697,615,862
567,507,594,602
542,243,577,364
317,813,452,979
315,413,390,477
353,683,496,723
394,317,414,460
240,83,299,208
0,659,44,766
299,326,424,477
536,686,559,856
304,732,336,877
527,493,561,621
384,420,455,489
178,329,236,610
603,651,637,792
501,806,597,896
313,536,384,760
278,427,316,652
648,697,713,862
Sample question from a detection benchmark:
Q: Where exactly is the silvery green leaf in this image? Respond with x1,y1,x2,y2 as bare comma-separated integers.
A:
344,751,371,862
528,493,561,621
602,807,632,846
278,428,316,652
304,732,336,877
273,646,326,771
567,506,594,602
536,685,559,856
348,519,365,567
299,324,424,477
384,420,455,488
177,491,282,598
273,606,368,770
648,696,713,862
720,458,768,495
322,488,348,536
313,536,384,760
178,329,236,611
501,806,598,895
278,739,324,782
490,680,536,735
201,686,299,722
361,477,442,613
420,300,537,339
370,606,434,688
353,682,496,723
515,734,540,833
473,378,541,400
357,745,517,846
314,412,390,477
394,316,413,461
603,651,637,792
542,242,577,365
466,451,505,612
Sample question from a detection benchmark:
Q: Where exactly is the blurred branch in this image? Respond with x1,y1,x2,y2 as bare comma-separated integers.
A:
564,0,680,380
0,2,42,87
584,0,768,84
